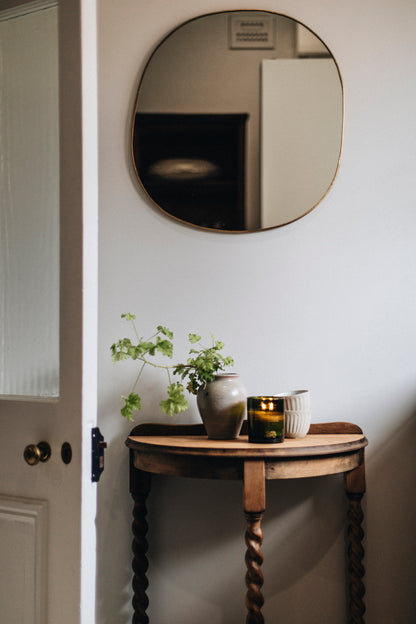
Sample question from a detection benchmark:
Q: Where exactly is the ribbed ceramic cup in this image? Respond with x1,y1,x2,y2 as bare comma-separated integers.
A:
277,390,311,439
277,390,310,411
283,409,311,438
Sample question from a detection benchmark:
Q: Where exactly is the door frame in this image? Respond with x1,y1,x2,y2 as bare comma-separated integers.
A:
58,0,98,621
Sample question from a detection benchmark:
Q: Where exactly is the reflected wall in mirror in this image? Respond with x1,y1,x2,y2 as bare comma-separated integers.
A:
132,11,343,232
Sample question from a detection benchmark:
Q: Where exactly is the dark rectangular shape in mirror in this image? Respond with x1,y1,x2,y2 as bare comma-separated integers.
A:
133,113,247,229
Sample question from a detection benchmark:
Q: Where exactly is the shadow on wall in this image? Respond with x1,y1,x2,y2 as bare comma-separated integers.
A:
365,411,416,622
145,471,348,623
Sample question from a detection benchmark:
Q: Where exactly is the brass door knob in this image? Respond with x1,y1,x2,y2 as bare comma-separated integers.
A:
24,441,52,466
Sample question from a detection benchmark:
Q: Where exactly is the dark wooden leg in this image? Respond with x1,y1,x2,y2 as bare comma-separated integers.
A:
130,453,151,624
344,458,366,624
244,461,266,624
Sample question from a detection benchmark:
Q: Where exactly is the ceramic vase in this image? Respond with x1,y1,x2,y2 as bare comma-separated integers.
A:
196,373,247,439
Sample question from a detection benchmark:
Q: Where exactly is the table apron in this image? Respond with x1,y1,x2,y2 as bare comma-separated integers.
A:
265,449,363,479
132,448,363,481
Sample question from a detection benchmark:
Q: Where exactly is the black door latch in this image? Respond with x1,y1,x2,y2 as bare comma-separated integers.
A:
91,427,107,482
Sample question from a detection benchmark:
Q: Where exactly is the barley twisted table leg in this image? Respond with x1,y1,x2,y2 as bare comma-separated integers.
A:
244,461,266,624
345,459,366,624
245,511,265,624
130,462,151,624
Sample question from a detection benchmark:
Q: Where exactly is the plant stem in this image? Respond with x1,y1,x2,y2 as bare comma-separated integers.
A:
131,361,146,393
139,356,175,371
130,318,140,342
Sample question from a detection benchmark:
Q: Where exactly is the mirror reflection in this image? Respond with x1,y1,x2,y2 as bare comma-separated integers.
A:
132,11,343,232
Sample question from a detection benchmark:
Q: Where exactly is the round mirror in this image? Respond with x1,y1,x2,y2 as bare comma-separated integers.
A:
132,10,343,232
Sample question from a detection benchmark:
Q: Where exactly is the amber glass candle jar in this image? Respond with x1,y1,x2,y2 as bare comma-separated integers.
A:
247,396,285,443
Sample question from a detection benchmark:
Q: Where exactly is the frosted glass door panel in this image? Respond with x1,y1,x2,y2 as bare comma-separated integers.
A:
0,5,59,396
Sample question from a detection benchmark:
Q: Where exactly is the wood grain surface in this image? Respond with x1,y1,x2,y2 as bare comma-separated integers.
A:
127,433,367,458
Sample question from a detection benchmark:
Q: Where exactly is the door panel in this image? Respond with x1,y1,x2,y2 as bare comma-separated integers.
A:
0,496,48,624
0,1,98,623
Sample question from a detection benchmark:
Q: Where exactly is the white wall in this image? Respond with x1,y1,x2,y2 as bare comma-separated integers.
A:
97,1,416,622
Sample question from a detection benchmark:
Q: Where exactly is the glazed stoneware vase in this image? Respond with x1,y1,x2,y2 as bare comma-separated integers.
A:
196,373,247,439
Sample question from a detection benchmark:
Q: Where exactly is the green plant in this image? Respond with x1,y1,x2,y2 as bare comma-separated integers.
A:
110,313,234,421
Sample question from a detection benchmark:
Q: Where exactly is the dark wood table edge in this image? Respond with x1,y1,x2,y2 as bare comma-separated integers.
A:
127,420,364,438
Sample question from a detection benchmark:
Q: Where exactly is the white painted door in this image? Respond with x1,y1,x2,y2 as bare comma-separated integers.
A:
0,1,98,623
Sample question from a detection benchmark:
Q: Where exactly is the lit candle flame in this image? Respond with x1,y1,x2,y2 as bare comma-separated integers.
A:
260,400,276,411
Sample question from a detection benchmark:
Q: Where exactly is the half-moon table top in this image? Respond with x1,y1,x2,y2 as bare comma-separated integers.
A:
127,432,368,459
126,422,368,480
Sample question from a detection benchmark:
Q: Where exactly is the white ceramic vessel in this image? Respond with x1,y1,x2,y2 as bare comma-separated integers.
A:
277,390,311,438
277,390,310,411
283,409,311,438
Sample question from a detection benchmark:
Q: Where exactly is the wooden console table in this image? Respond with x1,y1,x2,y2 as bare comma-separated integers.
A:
126,421,367,624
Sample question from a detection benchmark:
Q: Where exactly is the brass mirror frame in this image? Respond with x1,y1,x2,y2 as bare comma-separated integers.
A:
131,10,344,233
